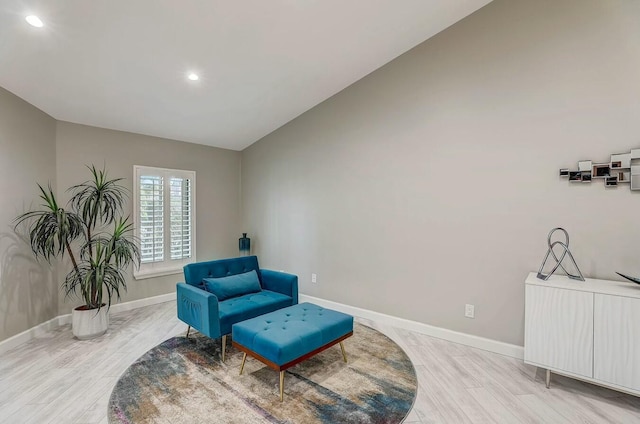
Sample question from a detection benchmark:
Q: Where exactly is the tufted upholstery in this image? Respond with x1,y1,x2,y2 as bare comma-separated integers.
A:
232,303,354,366
176,256,298,343
183,256,263,287
218,291,292,335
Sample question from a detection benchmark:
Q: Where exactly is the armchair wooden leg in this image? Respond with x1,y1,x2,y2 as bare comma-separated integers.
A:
186,326,191,339
221,335,227,362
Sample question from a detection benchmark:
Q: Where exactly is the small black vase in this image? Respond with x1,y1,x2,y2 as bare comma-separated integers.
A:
239,233,251,256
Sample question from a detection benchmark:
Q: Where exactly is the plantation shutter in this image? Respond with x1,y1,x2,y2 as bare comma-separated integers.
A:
139,175,164,263
170,177,192,260
134,165,196,279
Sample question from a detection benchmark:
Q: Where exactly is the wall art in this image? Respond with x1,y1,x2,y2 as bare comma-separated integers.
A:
560,148,640,190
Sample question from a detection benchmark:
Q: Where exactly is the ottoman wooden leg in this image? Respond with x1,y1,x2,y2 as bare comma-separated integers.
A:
239,353,247,375
280,371,285,402
340,342,347,362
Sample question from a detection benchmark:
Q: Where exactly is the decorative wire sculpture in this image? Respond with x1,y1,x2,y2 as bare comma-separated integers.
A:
536,227,585,281
616,272,640,286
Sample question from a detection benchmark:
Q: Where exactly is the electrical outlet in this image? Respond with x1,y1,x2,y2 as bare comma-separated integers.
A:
465,304,475,319
311,273,317,283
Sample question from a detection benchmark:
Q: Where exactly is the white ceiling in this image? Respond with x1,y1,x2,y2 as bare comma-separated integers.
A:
0,0,492,151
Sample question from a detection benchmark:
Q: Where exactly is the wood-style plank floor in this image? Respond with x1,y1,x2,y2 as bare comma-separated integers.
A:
1,301,639,423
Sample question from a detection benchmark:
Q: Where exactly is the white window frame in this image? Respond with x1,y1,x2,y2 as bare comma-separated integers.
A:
133,165,196,279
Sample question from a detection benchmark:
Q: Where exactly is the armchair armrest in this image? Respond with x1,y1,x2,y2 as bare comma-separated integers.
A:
260,269,299,304
176,283,222,338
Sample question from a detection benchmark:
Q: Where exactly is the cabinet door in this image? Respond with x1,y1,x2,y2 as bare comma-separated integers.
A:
594,294,640,391
525,285,593,377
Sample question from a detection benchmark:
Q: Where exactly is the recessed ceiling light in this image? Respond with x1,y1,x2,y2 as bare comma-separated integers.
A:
25,15,44,28
187,73,199,81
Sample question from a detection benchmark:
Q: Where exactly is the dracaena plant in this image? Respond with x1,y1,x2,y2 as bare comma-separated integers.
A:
15,165,140,310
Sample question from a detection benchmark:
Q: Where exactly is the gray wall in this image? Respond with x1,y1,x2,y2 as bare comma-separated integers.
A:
55,122,242,315
0,87,57,341
241,0,640,346
0,100,242,341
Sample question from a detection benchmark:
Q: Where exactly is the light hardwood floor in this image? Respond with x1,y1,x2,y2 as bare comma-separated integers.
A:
1,301,639,423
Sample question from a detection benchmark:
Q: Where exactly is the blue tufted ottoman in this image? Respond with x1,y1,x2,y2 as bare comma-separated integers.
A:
231,302,354,401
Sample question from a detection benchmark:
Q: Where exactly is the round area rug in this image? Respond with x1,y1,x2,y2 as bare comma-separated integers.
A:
108,323,417,424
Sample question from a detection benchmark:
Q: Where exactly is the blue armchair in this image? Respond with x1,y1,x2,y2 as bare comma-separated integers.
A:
176,255,298,361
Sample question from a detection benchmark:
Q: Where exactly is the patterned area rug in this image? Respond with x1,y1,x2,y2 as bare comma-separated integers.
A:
108,323,417,423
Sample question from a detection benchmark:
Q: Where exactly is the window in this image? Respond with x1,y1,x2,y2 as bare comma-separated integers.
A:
133,165,196,279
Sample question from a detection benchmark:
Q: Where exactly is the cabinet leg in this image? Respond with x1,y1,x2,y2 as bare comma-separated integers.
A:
545,369,551,388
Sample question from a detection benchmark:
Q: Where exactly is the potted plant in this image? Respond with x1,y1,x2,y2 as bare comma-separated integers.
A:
15,165,140,339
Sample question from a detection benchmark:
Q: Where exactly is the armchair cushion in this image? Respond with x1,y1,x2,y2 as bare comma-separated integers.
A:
203,270,261,301
218,290,292,335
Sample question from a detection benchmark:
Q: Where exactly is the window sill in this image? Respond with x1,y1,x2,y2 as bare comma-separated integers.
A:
134,268,183,280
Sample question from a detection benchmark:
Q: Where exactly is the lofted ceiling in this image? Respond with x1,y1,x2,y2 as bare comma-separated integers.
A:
0,1,492,151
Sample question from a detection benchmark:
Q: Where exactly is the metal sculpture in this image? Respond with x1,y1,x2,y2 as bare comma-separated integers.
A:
537,227,585,281
615,272,640,285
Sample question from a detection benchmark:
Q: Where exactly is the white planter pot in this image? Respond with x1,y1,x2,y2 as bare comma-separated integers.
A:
72,306,109,340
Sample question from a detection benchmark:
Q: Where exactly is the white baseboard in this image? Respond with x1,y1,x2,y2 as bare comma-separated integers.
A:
299,294,524,359
0,315,69,356
109,292,176,314
2,292,523,360
0,293,176,355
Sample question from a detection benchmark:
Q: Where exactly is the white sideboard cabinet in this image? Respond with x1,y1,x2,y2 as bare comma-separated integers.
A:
524,272,640,396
